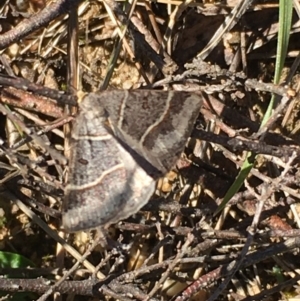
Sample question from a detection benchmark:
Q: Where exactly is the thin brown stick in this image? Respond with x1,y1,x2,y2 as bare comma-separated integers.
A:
0,0,81,50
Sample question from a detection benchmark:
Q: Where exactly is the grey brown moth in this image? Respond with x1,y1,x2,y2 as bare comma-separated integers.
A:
62,90,202,232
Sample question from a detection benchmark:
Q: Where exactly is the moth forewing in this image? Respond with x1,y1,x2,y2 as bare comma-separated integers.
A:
62,93,155,232
90,90,203,174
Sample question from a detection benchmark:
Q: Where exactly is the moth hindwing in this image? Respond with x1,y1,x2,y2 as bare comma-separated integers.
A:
63,90,202,232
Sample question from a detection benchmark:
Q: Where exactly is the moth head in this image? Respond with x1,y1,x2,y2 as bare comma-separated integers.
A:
77,91,106,119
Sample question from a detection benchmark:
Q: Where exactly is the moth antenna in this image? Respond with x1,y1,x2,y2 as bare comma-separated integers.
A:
76,90,87,104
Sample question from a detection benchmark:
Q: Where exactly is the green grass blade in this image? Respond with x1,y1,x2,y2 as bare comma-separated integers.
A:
215,0,293,215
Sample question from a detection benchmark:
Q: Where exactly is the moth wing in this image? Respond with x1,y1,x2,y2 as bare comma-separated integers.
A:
63,94,155,232
92,90,202,176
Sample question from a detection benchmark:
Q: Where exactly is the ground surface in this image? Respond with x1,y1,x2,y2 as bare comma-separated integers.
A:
0,0,300,300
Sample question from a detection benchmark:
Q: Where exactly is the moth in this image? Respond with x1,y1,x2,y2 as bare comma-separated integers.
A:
62,90,202,232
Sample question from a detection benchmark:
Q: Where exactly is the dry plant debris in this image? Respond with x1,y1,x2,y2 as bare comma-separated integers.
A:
0,0,300,300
